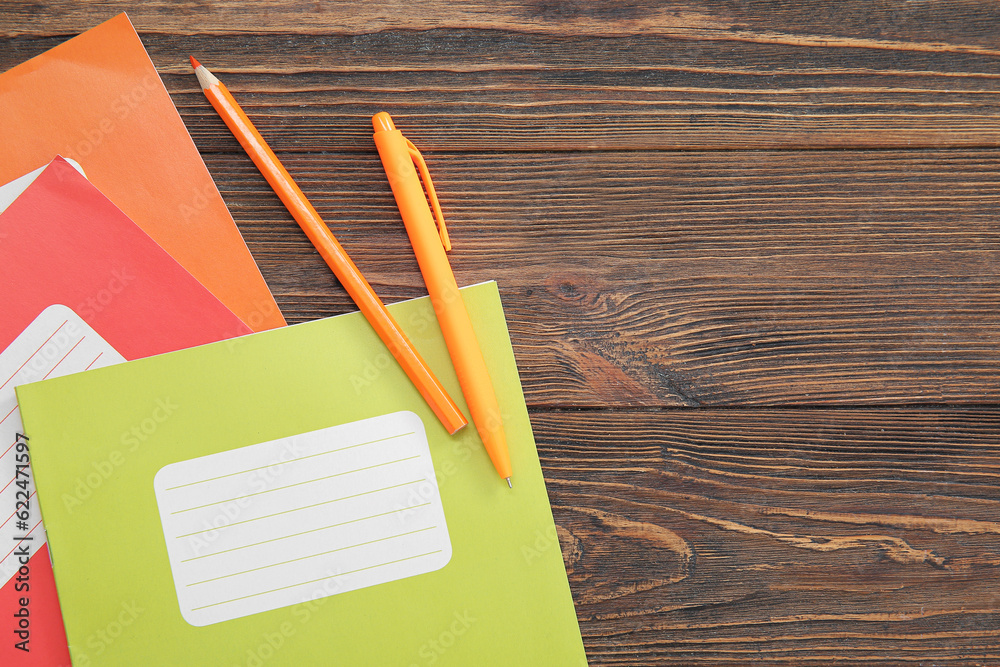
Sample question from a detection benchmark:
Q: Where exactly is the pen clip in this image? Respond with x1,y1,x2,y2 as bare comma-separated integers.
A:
405,139,451,252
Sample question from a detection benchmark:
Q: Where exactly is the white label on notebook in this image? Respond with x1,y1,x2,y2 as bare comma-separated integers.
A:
153,411,452,627
0,304,125,584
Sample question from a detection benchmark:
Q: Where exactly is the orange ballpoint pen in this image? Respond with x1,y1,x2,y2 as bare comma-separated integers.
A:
372,112,512,486
190,58,467,435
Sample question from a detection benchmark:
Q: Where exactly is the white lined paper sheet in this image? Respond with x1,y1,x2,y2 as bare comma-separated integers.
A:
153,411,452,627
0,304,125,583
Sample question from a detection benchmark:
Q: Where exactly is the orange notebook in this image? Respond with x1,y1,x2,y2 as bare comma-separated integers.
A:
0,13,285,332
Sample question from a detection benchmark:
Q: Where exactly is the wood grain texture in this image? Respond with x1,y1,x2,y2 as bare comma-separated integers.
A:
2,2,999,664
539,408,1000,665
5,28,1000,150
163,30,1000,151
4,0,1000,52
195,149,1000,406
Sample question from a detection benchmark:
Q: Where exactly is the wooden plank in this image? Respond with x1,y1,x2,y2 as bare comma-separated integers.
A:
194,150,1000,407
2,5,999,665
534,408,1000,664
3,0,1000,53
3,29,1000,150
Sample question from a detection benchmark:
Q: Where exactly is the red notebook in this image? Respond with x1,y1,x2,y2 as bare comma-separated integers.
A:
0,157,254,665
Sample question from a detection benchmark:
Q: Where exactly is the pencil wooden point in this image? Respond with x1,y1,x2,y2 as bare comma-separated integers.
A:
192,60,220,90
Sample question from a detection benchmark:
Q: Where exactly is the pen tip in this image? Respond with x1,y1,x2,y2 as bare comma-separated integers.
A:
189,55,202,70
505,477,512,489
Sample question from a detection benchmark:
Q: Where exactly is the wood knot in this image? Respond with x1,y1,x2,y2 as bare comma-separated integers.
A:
547,273,597,303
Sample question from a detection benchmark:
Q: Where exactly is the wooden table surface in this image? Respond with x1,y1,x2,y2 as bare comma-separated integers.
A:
4,2,999,665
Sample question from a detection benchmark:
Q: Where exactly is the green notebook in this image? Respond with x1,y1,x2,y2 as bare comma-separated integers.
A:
16,282,587,666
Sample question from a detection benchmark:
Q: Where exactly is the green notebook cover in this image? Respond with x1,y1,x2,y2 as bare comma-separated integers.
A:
16,282,587,666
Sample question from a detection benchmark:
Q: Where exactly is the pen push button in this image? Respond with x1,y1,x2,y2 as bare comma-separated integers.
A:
372,112,450,251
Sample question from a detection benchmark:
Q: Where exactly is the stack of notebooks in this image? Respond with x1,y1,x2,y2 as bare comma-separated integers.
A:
0,14,586,667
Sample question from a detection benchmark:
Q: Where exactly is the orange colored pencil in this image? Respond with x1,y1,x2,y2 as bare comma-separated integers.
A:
190,57,467,435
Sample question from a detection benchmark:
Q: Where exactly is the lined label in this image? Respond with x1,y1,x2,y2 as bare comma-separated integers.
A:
0,304,124,584
153,411,452,626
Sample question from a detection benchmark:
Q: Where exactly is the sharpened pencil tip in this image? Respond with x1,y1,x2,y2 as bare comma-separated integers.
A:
189,55,201,70
505,477,512,489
